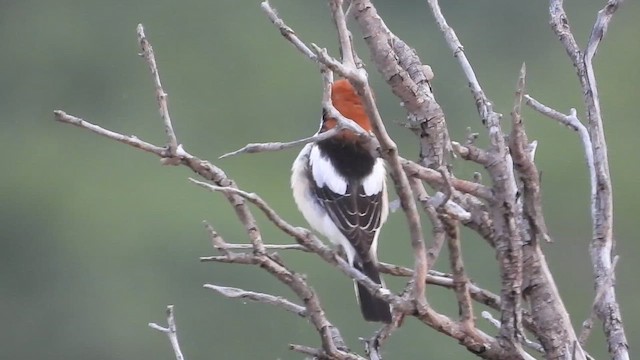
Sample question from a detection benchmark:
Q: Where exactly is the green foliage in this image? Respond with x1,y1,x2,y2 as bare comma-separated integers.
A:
1,0,638,358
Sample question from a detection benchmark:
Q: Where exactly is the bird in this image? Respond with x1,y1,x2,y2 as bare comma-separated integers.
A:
291,79,392,323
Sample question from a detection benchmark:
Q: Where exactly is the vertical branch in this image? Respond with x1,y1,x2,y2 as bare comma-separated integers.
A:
549,1,628,358
323,0,429,309
409,177,446,270
509,64,549,244
136,24,179,155
426,0,499,129
583,3,627,357
444,218,474,329
148,305,186,360
427,0,523,348
352,0,448,169
329,0,356,67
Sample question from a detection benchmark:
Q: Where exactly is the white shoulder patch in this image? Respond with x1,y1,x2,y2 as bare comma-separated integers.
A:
362,159,386,196
309,145,348,195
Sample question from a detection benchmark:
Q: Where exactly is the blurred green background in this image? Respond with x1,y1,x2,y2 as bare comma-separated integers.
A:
1,0,638,359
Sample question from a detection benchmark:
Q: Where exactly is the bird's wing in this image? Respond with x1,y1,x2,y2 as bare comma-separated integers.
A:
313,181,383,262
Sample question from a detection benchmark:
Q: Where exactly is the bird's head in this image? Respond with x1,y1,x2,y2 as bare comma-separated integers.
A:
321,79,373,141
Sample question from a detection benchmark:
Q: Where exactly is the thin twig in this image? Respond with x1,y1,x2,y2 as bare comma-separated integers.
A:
401,158,493,200
524,95,596,221
220,69,376,161
136,24,179,156
426,0,499,128
329,0,356,67
211,243,310,252
203,221,230,256
53,111,168,155
509,64,550,244
289,344,326,358
204,284,307,317
219,128,340,159
148,305,185,360
260,1,317,61
409,177,446,270
444,217,474,329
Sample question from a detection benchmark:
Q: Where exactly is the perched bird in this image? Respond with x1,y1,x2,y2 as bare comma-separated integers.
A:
291,79,391,323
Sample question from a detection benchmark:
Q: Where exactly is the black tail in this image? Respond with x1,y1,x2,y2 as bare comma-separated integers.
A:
354,261,392,323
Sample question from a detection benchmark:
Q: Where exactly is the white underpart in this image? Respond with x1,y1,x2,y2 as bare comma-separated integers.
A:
291,143,388,267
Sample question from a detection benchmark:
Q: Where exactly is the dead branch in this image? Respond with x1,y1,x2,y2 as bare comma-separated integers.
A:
148,305,186,360
549,1,628,358
53,1,630,359
203,284,307,317
136,24,179,158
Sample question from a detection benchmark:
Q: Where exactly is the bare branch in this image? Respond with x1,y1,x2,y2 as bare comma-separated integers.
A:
450,141,491,166
290,344,329,359
213,243,310,252
524,96,585,131
200,253,259,265
426,0,499,129
204,284,307,317
53,111,168,156
136,24,179,156
55,109,268,255
57,25,363,357
203,221,231,256
352,0,449,168
509,64,550,244
583,3,627,353
219,127,340,159
549,1,628,357
329,0,356,68
444,218,474,329
524,95,596,221
549,0,581,64
402,158,493,200
409,178,446,269
260,1,317,61
53,3,632,359
428,0,524,348
148,305,186,360
219,66,377,160
579,255,620,346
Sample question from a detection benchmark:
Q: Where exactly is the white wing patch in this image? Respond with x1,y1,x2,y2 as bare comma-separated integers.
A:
291,143,357,264
309,145,348,195
362,159,385,196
